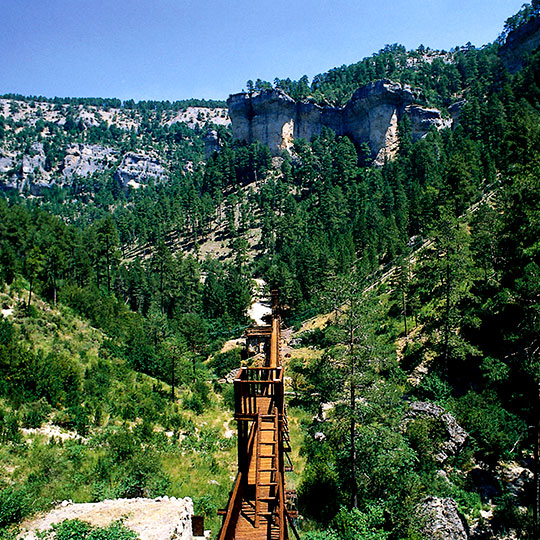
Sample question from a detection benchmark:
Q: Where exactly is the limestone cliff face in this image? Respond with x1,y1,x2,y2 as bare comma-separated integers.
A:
114,152,168,189
228,90,341,153
500,16,540,73
227,80,451,163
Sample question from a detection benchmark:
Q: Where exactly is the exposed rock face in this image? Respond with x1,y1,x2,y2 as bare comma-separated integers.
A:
18,497,196,540
114,152,168,189
407,401,468,462
0,142,58,194
406,104,452,141
418,497,468,540
227,80,451,163
342,80,413,163
500,16,540,73
203,129,222,159
228,89,337,153
62,144,117,178
0,143,120,194
165,106,230,129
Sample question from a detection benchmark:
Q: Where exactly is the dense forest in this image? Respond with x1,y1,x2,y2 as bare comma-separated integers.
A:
1,3,540,539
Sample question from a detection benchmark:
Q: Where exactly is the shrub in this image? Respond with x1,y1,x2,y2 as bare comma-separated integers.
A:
114,451,170,499
0,486,31,528
20,398,51,428
207,348,241,378
42,519,138,540
415,372,452,401
453,390,526,461
0,409,21,444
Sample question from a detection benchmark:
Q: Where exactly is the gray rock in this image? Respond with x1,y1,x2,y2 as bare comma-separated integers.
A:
62,144,117,178
407,401,468,462
406,104,452,140
114,151,168,188
223,368,241,384
0,151,15,174
448,100,466,125
418,497,468,540
203,129,222,159
500,16,540,73
227,80,451,163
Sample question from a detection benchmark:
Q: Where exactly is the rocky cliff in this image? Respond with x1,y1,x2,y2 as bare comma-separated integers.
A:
500,15,540,73
0,97,229,194
227,80,452,164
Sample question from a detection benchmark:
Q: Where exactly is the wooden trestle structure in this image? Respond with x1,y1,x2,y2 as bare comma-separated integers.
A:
218,291,297,540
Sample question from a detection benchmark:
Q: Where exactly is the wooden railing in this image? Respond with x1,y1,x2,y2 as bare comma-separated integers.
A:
234,367,284,417
217,472,244,540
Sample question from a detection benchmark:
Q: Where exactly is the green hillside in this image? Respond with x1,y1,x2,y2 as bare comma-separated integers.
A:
1,3,540,539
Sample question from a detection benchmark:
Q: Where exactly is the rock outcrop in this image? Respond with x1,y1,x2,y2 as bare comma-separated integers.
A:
2,142,57,194
418,497,469,540
203,129,222,159
18,497,197,540
500,16,540,73
114,152,168,189
62,144,117,178
227,80,452,164
406,401,468,462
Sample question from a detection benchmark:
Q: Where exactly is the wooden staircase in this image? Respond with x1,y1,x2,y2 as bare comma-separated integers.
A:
217,291,296,540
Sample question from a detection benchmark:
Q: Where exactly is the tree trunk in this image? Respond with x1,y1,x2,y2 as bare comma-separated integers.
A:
535,380,540,528
27,279,33,314
350,327,358,509
402,285,408,337
106,238,111,293
443,251,451,370
171,355,176,402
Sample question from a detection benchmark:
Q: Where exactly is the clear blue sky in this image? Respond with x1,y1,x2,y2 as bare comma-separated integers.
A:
0,0,526,102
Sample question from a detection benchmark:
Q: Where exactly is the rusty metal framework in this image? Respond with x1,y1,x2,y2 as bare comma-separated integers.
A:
218,291,297,540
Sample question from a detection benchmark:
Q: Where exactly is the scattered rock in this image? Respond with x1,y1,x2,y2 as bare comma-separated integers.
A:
496,460,533,498
222,368,241,384
62,144,117,178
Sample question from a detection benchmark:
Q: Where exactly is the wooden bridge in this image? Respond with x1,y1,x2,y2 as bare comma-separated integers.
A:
218,291,297,540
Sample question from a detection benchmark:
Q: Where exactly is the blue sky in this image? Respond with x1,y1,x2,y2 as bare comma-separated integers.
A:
0,0,527,101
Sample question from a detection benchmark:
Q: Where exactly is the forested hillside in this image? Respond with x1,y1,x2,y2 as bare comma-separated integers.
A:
1,3,540,539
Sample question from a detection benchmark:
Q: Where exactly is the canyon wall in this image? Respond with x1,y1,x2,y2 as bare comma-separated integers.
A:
227,80,452,164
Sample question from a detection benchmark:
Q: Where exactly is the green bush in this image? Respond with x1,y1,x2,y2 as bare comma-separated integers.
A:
452,391,526,461
0,486,31,528
207,348,241,378
298,459,341,525
114,451,170,498
41,519,137,540
406,416,447,470
20,398,51,428
0,409,21,443
415,372,452,401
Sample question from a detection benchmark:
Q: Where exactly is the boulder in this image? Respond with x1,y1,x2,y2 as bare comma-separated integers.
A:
203,129,222,159
418,496,468,540
407,401,468,462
